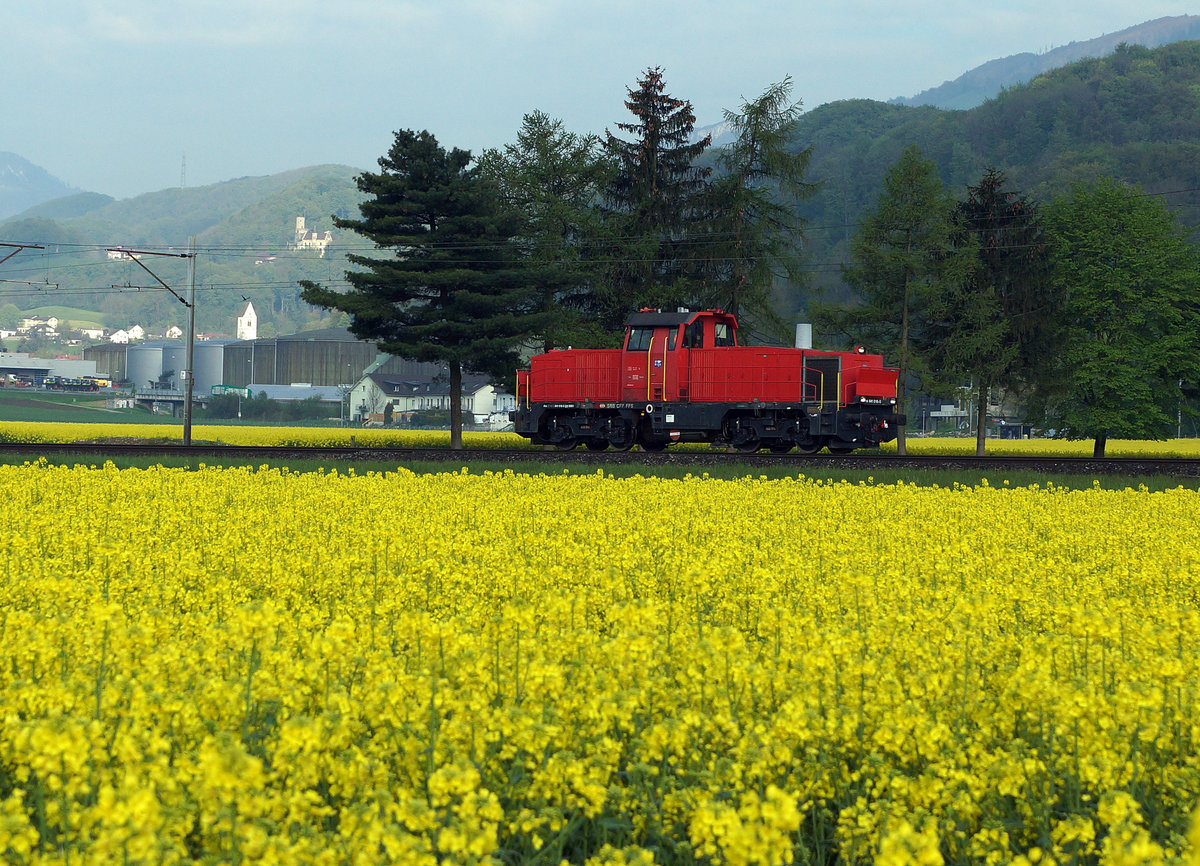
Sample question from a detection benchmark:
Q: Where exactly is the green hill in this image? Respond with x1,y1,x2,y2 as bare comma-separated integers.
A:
0,164,366,335
783,40,1200,314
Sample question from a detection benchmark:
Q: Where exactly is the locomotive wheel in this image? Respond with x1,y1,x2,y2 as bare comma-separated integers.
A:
608,425,635,452
637,420,668,451
826,442,857,454
585,440,609,451
794,442,821,455
769,442,793,453
555,437,579,450
721,415,759,453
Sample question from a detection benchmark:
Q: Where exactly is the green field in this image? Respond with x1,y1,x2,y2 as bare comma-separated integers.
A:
0,389,165,424
20,305,116,329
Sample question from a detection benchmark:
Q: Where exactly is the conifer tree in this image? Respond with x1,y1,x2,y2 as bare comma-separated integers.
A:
816,146,973,454
705,76,817,341
600,67,712,329
934,168,1056,455
300,129,547,449
476,111,611,354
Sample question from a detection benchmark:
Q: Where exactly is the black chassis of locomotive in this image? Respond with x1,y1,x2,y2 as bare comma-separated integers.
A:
511,400,905,451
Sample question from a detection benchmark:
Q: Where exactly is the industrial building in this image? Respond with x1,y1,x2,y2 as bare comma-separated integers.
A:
0,351,98,384
84,328,440,394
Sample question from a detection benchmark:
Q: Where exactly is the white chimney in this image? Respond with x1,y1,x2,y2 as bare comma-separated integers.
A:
795,323,812,349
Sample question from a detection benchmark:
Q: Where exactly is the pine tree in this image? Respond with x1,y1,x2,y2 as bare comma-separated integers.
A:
600,67,712,329
816,146,973,454
476,111,611,354
935,168,1056,455
299,129,547,449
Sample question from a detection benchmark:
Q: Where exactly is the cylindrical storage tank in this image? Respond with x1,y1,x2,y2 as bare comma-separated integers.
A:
193,341,230,395
160,344,186,390
126,344,165,392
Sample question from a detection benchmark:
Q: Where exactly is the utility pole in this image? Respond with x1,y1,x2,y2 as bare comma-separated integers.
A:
184,238,197,445
107,243,197,444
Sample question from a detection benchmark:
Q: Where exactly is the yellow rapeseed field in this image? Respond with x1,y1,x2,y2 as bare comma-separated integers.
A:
1,462,1199,864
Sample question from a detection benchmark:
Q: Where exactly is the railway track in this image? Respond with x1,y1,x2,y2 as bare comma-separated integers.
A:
1,441,1199,477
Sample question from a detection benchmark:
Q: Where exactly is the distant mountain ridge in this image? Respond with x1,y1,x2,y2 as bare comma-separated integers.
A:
0,152,80,220
892,14,1200,109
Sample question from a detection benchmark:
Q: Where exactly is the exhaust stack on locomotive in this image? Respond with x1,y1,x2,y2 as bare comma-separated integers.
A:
511,308,905,453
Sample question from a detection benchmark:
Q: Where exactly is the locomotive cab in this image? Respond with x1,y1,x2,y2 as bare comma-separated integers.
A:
511,307,905,453
620,309,739,404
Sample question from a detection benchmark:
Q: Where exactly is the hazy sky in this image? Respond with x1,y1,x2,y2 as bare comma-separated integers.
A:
4,1,1196,200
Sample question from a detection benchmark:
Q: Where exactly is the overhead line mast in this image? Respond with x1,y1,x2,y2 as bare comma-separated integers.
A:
105,242,199,446
0,242,45,266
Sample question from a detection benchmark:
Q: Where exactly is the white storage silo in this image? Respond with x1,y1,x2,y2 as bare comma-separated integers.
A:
126,344,166,392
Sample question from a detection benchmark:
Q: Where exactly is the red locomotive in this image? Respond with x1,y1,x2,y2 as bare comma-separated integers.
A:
511,308,905,452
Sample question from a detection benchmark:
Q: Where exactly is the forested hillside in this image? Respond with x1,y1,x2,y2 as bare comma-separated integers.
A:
787,40,1200,316
5,40,1200,336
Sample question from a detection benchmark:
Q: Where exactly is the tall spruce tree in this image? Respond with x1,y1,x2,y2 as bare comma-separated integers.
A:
299,129,547,449
600,67,712,330
816,146,973,454
1040,177,1200,457
705,77,818,342
934,168,1056,455
476,111,611,354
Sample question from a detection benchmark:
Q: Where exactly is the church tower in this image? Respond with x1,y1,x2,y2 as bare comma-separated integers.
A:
237,302,258,340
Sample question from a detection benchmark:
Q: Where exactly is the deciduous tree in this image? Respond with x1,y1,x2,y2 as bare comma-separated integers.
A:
1039,177,1200,456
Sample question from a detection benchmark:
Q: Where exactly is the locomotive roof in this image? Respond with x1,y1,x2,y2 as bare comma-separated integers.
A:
624,309,736,328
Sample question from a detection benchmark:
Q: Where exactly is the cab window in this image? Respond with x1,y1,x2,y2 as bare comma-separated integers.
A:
714,322,734,347
683,321,704,348
626,327,655,352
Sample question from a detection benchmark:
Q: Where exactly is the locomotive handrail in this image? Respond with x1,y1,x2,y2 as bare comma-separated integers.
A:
646,337,654,402
662,335,668,397
645,335,668,401
799,366,845,410
516,369,529,409
800,369,817,403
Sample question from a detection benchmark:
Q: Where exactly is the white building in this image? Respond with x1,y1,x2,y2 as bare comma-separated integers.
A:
349,372,512,426
19,315,58,334
293,217,333,257
236,302,257,340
